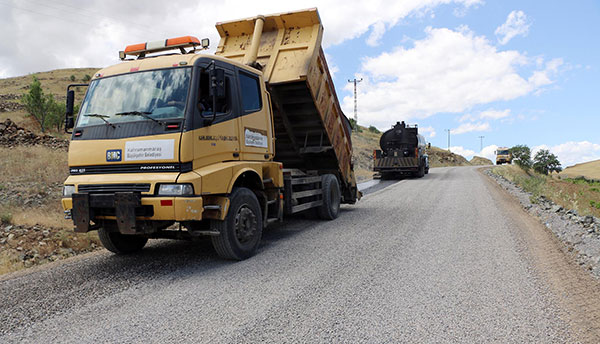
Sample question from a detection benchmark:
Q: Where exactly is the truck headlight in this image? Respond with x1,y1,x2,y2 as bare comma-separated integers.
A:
157,184,194,196
63,185,76,197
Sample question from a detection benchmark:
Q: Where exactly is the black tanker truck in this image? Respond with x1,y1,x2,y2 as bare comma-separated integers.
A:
373,121,429,179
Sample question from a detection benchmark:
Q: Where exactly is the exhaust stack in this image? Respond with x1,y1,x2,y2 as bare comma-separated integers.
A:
243,15,265,68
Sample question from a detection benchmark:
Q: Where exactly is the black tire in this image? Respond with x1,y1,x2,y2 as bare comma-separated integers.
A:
318,174,341,220
98,226,147,254
211,187,263,260
417,163,425,178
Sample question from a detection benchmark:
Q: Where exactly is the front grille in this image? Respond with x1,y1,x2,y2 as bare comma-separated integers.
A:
77,184,151,193
69,162,193,175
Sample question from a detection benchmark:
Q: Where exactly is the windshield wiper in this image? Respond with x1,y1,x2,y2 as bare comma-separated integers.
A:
84,114,116,128
115,111,163,126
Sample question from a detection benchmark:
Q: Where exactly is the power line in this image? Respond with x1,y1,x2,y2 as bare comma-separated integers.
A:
0,1,147,41
26,0,162,36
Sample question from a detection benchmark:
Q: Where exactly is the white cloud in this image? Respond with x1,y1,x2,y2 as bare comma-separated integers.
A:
420,126,436,138
533,141,600,168
452,122,490,135
449,146,476,159
0,0,482,78
460,109,511,122
480,145,499,162
366,22,386,47
495,10,531,45
344,26,563,130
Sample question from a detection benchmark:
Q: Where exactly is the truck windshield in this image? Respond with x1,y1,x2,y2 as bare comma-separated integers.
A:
77,67,191,128
498,150,509,155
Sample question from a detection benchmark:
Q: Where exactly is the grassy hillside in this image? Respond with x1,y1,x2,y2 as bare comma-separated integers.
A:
0,68,98,133
560,159,600,180
426,146,470,167
492,164,600,217
470,156,493,166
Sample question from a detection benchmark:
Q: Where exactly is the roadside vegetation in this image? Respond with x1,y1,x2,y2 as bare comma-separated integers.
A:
0,145,100,275
492,145,599,218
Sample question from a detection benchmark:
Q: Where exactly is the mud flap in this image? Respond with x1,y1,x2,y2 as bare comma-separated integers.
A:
72,193,90,233
115,192,140,234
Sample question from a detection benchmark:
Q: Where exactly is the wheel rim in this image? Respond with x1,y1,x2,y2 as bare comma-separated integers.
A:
234,205,258,245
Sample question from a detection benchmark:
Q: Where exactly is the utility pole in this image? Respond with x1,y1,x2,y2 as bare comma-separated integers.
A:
445,129,451,151
478,135,485,151
348,78,363,130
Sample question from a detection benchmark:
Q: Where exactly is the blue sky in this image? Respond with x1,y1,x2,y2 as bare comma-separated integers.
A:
0,0,598,166
327,0,600,166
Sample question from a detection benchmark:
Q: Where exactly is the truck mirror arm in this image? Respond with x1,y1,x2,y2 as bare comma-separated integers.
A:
65,83,89,134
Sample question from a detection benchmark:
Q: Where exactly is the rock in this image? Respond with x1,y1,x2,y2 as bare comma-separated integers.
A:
16,246,23,251
0,238,5,244
583,216,594,225
551,205,563,213
4,225,13,231
7,233,14,240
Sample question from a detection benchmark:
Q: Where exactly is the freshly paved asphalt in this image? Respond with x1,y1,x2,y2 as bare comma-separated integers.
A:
0,167,574,343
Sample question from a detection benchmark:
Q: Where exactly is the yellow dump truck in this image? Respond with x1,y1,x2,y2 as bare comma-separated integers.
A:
61,9,359,260
495,147,512,165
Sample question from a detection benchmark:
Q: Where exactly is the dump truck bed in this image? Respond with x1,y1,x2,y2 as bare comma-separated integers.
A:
215,9,355,189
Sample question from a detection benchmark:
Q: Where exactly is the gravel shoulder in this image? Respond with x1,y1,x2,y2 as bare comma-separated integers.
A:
0,167,594,343
483,168,600,342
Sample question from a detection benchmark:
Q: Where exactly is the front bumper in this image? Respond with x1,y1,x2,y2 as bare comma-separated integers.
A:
62,194,203,233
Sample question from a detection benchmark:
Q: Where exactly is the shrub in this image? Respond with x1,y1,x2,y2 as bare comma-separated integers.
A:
533,149,562,175
20,76,57,133
368,125,380,134
510,145,532,171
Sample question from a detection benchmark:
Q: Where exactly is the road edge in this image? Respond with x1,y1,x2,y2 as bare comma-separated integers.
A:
480,167,600,343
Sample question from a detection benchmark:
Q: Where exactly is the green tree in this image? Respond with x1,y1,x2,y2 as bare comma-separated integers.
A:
20,76,56,133
533,149,562,175
69,75,76,82
82,74,91,82
368,125,380,134
510,144,532,170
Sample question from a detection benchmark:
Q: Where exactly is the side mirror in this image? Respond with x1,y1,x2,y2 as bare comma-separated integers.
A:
209,68,225,98
65,90,75,133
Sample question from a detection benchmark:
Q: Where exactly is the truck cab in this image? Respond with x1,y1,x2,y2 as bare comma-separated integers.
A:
495,147,512,165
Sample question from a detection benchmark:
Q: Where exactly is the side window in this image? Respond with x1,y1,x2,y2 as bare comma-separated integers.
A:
198,71,232,117
239,72,262,113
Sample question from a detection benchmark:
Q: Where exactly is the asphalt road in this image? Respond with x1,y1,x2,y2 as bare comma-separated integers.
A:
0,167,590,343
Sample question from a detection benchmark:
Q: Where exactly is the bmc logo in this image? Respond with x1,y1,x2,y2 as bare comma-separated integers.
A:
106,149,122,162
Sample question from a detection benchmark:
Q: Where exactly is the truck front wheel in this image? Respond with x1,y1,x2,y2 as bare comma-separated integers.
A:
318,174,341,220
98,225,148,254
211,187,263,260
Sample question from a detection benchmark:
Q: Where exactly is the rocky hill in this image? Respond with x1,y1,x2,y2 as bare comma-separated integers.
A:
0,68,97,132
426,146,470,168
470,156,493,166
0,119,68,150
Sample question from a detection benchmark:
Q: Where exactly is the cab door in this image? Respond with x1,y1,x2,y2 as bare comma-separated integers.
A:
236,69,273,161
189,63,241,169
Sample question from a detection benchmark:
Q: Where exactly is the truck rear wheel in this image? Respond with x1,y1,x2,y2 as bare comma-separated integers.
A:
417,163,425,178
98,225,147,254
211,187,263,260
318,174,341,220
